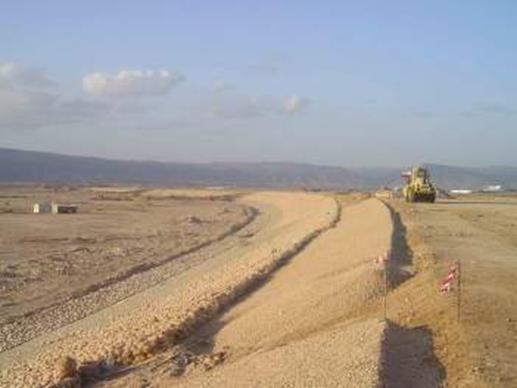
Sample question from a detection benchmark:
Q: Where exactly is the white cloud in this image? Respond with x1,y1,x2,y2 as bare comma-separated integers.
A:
0,89,58,126
82,69,184,96
283,95,308,114
0,61,306,132
202,93,309,120
0,61,111,130
0,89,112,129
0,62,55,89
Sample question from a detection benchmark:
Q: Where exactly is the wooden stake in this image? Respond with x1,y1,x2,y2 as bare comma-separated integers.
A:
457,259,461,323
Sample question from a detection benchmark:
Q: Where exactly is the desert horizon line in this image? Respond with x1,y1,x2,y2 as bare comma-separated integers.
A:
2,146,516,170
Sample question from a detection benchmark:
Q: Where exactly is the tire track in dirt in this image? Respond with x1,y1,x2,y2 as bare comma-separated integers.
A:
109,197,393,388
0,192,338,387
0,205,258,352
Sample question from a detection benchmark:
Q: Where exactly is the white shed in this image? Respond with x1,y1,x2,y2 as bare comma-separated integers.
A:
33,202,51,214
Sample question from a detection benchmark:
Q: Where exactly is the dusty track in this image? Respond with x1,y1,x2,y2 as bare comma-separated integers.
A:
99,197,395,387
0,192,338,387
2,191,458,387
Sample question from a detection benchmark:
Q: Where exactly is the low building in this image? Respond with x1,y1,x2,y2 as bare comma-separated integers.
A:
450,189,473,195
482,185,503,192
51,203,78,214
374,189,393,199
33,202,52,214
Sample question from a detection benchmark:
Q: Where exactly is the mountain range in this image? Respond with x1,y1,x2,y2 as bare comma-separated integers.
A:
1,147,516,190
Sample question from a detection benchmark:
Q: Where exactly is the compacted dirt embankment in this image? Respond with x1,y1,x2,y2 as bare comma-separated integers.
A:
0,192,339,387
97,196,395,387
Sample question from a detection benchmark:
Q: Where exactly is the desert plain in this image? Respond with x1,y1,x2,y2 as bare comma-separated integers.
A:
0,185,516,387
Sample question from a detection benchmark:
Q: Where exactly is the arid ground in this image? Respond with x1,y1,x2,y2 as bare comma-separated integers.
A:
0,186,515,387
386,194,517,387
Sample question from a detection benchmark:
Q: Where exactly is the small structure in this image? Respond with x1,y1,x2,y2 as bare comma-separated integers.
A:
450,189,473,195
33,202,52,214
51,203,78,214
374,187,393,199
482,185,503,192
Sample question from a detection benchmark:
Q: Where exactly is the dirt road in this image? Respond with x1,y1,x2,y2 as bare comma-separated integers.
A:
7,187,503,388
0,191,339,387
97,197,394,387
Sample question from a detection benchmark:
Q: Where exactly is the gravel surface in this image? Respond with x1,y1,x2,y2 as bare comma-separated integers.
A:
103,197,394,387
0,205,257,352
0,187,248,326
0,192,337,387
170,319,386,388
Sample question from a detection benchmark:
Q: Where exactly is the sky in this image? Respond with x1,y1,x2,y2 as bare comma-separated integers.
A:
1,1,516,167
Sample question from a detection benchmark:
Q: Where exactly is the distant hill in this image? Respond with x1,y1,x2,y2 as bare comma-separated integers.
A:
0,148,516,190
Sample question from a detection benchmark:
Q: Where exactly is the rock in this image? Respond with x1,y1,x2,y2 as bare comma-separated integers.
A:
185,216,202,224
201,351,227,371
52,375,81,388
169,348,194,377
57,356,77,379
78,360,105,382
170,361,185,377
212,351,226,364
102,358,115,372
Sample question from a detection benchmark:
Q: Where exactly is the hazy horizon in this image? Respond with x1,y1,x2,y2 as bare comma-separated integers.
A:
2,2,516,168
4,145,517,170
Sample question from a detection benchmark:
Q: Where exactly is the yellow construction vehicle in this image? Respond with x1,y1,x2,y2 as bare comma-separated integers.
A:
401,166,436,203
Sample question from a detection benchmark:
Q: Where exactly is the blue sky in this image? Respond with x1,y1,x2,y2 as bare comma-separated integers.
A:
1,1,516,166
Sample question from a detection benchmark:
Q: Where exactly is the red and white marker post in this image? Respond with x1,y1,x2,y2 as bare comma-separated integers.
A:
375,250,391,320
440,259,462,322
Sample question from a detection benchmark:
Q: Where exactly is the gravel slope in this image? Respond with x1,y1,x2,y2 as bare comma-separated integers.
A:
0,192,337,387
106,197,394,387
0,203,256,353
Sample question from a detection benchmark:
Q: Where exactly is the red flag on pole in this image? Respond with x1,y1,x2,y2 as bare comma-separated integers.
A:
440,263,458,294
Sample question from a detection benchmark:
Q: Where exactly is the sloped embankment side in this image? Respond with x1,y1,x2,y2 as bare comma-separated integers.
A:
376,200,448,388
148,197,394,387
0,192,338,387
0,204,258,353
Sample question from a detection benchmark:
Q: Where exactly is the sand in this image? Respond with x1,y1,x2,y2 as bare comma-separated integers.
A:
399,196,517,387
98,197,394,387
3,188,508,387
0,186,252,351
0,191,338,387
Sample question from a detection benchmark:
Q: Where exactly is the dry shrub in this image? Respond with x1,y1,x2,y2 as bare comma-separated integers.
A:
57,355,77,379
